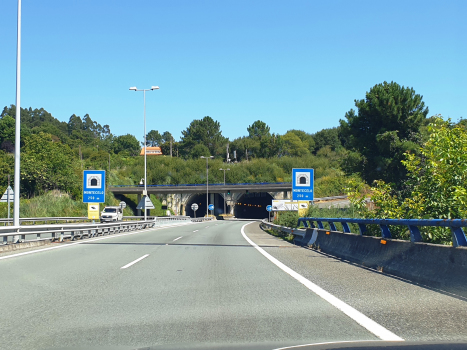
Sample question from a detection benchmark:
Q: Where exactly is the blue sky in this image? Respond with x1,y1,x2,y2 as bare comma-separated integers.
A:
1,0,466,142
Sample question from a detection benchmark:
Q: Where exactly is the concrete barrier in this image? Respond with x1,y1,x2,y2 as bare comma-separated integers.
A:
306,228,467,299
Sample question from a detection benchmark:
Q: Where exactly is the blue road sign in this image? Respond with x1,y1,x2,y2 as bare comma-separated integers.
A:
83,170,106,203
208,204,214,211
266,205,272,212
292,168,314,201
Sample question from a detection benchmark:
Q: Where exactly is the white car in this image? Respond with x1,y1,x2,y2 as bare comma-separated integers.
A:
100,206,123,223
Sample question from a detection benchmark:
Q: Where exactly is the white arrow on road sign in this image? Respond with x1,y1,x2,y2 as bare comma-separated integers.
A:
0,186,14,203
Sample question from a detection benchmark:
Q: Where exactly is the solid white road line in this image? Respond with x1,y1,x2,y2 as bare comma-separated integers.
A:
0,221,195,261
241,222,403,342
121,254,149,269
273,340,393,350
173,236,182,242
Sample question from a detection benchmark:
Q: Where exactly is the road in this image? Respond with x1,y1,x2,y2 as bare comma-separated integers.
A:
0,221,465,349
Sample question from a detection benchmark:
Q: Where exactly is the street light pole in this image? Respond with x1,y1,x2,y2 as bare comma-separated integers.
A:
201,156,214,216
129,86,159,221
13,0,21,229
219,168,230,214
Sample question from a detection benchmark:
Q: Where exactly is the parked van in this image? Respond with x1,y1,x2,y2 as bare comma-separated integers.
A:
100,206,123,223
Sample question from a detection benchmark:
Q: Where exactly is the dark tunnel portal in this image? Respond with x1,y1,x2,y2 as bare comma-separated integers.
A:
234,192,273,219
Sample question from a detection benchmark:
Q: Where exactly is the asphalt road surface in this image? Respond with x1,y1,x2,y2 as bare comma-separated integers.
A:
0,221,465,350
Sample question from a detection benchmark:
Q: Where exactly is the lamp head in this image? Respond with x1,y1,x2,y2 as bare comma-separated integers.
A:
129,87,137,91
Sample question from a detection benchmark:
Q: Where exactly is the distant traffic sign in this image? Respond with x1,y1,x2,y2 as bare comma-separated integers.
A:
266,205,272,212
0,186,14,203
88,203,100,220
119,201,127,209
137,196,155,210
208,204,214,211
191,203,199,211
83,170,106,203
292,168,314,201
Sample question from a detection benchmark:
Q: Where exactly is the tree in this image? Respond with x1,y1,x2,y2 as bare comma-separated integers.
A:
189,143,211,158
146,130,163,146
339,81,428,185
247,120,271,140
281,132,310,157
179,116,227,158
313,127,340,153
287,129,315,153
112,134,141,156
21,132,79,197
347,117,467,244
0,115,15,145
258,133,282,158
161,131,173,143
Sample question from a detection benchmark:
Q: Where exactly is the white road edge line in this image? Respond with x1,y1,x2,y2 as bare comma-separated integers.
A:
173,236,182,242
273,340,397,350
121,254,149,269
240,222,404,342
0,221,198,261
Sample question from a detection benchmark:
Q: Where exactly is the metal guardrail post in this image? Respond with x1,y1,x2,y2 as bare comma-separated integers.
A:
451,227,467,247
357,223,366,235
342,222,351,233
408,225,423,242
329,222,337,231
379,225,392,239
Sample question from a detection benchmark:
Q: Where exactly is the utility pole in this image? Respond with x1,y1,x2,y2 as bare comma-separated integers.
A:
13,0,21,230
170,137,173,157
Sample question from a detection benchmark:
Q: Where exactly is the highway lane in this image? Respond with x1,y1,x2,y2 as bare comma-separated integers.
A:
0,220,388,349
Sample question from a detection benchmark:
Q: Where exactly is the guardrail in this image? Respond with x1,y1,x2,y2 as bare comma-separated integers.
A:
292,217,467,247
0,216,195,245
0,215,193,226
261,220,306,236
261,217,467,247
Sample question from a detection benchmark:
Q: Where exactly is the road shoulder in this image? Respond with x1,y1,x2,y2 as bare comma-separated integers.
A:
243,222,467,342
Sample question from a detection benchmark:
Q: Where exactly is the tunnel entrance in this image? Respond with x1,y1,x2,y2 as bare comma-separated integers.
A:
234,192,273,219
185,193,226,217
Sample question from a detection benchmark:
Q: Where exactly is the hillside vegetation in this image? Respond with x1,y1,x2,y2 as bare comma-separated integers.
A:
1,81,466,229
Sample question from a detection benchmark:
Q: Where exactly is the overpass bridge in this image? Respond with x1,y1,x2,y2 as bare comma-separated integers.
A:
109,182,293,218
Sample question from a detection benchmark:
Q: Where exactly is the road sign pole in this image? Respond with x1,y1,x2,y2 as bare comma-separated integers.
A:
7,175,10,225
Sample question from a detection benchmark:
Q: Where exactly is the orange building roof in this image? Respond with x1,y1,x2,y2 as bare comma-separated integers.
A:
140,147,163,156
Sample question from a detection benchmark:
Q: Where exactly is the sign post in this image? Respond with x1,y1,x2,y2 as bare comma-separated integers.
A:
266,204,272,222
1,185,14,225
119,201,126,211
83,170,106,223
191,203,199,218
292,168,314,201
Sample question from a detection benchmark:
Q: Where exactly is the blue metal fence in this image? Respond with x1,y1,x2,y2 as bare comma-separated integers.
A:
297,217,467,247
